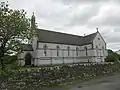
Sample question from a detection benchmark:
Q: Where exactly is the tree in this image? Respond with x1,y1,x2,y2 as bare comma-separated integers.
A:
105,49,119,62
0,1,34,70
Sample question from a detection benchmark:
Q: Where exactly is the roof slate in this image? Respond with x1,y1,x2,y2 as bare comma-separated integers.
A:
36,29,98,46
82,32,98,44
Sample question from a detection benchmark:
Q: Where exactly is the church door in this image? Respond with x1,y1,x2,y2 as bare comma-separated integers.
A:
25,53,32,65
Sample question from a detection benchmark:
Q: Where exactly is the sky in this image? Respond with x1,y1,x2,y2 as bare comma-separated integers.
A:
3,0,120,51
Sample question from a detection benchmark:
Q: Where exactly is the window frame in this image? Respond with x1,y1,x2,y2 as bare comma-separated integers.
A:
43,44,47,56
85,46,88,56
76,47,79,56
98,37,100,40
96,45,99,56
102,46,104,56
56,45,60,56
67,46,70,56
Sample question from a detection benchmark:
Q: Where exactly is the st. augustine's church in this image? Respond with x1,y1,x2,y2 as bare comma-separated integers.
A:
18,14,108,66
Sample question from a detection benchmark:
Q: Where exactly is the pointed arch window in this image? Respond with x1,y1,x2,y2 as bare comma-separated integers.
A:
67,46,70,56
85,46,88,56
43,44,47,56
76,47,79,56
102,46,104,56
36,41,39,49
56,45,60,56
96,45,99,56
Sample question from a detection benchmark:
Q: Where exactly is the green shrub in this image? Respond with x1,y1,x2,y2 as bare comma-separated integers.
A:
5,61,19,70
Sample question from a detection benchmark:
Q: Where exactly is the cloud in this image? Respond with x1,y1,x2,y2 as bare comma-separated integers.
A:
59,0,120,4
89,2,120,26
66,4,101,26
58,0,103,4
107,43,120,51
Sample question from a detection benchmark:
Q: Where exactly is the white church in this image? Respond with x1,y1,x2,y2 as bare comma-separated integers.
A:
18,14,108,66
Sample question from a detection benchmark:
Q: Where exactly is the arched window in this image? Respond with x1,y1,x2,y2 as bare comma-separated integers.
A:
67,46,70,56
36,41,39,49
43,44,47,56
85,46,87,56
56,45,60,56
96,45,99,56
102,46,104,56
76,47,79,56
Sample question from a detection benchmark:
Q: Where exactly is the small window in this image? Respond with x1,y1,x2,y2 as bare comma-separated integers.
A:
36,41,39,49
76,47,79,56
102,46,104,55
98,38,100,40
85,46,87,56
56,45,60,56
67,46,70,56
96,45,98,48
43,44,47,56
96,45,99,56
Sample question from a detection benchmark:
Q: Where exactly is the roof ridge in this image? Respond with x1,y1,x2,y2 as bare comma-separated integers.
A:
83,32,98,38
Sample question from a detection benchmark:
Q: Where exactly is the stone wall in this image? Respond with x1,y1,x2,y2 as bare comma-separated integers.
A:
0,63,119,90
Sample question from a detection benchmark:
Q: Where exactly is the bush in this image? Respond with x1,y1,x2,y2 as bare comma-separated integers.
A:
3,55,17,64
5,61,19,70
105,49,119,62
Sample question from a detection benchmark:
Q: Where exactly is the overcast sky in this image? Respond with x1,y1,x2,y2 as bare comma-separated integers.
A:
5,0,120,51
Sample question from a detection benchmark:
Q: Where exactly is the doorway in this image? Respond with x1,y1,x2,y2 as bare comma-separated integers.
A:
25,53,32,65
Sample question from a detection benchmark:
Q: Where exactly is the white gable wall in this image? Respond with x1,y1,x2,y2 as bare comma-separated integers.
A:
93,32,108,62
93,32,106,49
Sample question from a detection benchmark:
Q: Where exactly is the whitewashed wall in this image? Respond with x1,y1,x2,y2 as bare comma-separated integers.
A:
37,42,93,57
18,51,34,66
93,32,108,62
33,42,95,66
93,33,106,49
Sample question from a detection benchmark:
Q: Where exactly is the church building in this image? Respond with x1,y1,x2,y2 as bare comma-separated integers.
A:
18,14,108,66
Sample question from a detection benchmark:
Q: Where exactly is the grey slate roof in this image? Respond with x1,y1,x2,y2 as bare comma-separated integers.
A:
22,44,33,51
83,32,98,44
36,29,98,46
